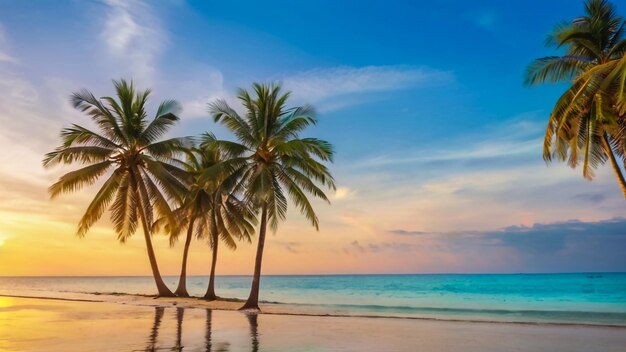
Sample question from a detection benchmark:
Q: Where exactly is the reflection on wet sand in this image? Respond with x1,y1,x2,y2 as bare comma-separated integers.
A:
247,313,259,352
175,307,184,351
142,306,258,351
143,307,165,351
205,309,212,351
205,308,232,352
4,297,625,352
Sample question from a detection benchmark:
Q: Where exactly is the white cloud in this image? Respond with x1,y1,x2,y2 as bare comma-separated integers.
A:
173,65,454,117
101,0,165,83
282,65,454,111
360,138,542,168
173,69,231,119
0,52,16,64
332,187,357,201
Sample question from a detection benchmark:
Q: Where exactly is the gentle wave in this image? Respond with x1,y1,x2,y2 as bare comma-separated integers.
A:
1,273,626,325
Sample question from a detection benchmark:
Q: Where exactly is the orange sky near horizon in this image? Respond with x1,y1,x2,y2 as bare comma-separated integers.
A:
0,154,623,277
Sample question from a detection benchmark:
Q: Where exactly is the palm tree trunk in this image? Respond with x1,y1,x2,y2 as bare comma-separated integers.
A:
175,217,196,297
139,211,175,297
602,133,626,198
204,229,219,300
240,203,268,311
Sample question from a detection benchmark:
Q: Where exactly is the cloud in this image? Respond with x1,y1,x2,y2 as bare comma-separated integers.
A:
352,116,544,169
181,65,452,117
331,187,357,201
335,218,626,272
282,65,454,111
572,192,607,204
360,138,541,169
274,241,301,254
388,229,434,236
345,240,412,254
101,0,165,83
478,217,626,252
172,68,232,120
0,23,17,64
178,65,453,117
388,218,626,270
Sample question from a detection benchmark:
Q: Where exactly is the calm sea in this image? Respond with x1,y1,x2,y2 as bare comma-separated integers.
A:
1,273,625,325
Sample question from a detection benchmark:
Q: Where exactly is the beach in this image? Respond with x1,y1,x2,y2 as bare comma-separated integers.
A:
2,274,625,326
1,295,625,352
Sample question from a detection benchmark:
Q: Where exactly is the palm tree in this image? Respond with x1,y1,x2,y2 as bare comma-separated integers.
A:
43,79,189,297
199,134,257,300
205,83,336,310
159,140,255,298
526,0,626,197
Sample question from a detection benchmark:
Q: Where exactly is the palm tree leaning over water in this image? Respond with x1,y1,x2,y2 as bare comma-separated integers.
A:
206,83,336,310
526,0,626,197
159,139,255,298
43,79,189,297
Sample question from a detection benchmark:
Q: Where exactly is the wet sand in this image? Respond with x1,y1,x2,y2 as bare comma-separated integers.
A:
1,296,625,351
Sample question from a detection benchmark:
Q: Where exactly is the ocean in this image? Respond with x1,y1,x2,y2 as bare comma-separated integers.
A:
1,273,625,326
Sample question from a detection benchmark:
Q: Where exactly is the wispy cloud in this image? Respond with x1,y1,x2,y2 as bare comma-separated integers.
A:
178,65,453,117
331,187,357,201
282,65,454,111
572,192,607,204
101,0,165,83
352,116,544,169
388,229,434,236
274,241,301,254
345,240,412,254
359,138,541,168
0,25,17,64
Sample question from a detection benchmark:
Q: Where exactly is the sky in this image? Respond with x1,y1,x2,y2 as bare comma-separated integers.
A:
0,0,625,276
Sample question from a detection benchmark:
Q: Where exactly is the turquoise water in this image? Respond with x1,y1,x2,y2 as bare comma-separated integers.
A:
1,273,625,325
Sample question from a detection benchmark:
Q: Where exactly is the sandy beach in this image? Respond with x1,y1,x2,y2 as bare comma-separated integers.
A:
1,295,625,352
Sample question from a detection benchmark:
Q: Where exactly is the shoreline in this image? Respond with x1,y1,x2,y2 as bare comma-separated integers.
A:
2,292,625,329
4,296,626,352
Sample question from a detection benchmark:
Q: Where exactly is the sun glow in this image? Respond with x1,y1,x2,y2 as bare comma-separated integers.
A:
0,297,12,308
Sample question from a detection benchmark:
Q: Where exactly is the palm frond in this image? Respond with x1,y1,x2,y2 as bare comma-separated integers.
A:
49,161,113,198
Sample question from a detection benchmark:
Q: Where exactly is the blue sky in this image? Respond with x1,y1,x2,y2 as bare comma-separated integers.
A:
0,0,625,274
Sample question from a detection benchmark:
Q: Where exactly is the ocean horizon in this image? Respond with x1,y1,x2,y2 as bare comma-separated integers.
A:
2,272,625,326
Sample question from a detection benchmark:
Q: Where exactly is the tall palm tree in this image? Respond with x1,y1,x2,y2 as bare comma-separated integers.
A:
205,83,336,310
159,140,255,298
199,134,257,300
43,79,189,297
526,0,626,197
